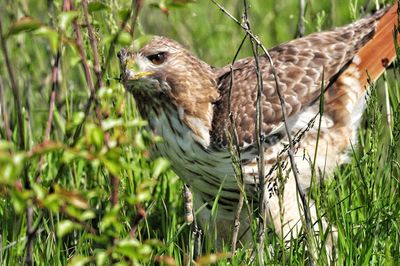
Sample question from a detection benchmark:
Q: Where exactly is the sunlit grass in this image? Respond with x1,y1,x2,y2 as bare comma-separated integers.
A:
0,0,399,265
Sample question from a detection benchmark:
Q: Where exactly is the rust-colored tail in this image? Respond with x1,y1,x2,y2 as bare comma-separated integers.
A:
356,2,400,87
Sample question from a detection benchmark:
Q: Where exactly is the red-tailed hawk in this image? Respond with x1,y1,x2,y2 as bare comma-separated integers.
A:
119,2,399,252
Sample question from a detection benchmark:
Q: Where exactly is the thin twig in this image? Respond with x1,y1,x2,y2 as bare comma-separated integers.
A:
82,0,104,89
25,205,34,266
295,0,306,38
35,51,61,183
130,204,146,238
192,221,202,261
239,1,268,263
0,76,12,142
70,1,102,128
35,0,70,182
111,175,119,206
227,34,248,253
211,1,315,264
131,0,144,38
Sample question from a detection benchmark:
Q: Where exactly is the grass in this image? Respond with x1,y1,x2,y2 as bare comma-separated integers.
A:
0,0,399,265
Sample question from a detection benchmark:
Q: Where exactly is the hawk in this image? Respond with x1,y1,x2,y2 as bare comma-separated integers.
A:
119,3,399,249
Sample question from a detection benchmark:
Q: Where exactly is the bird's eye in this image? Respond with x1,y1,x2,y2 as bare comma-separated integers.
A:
147,52,166,65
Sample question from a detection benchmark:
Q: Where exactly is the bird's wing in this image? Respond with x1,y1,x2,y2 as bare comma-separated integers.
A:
211,5,394,148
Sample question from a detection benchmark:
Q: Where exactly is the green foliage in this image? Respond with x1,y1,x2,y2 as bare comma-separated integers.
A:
0,0,399,265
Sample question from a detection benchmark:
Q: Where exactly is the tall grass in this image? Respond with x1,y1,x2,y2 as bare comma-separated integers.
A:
0,0,399,265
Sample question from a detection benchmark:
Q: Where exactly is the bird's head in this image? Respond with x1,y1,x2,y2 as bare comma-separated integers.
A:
118,36,220,146
119,36,218,99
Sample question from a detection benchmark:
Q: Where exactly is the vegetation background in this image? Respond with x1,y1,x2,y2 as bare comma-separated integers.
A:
0,0,399,265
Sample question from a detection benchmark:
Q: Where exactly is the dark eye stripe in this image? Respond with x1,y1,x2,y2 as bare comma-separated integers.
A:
146,52,166,65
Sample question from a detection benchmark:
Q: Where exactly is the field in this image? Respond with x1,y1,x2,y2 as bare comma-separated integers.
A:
0,0,399,265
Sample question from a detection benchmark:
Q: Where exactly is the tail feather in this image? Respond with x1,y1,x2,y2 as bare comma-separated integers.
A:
355,2,400,87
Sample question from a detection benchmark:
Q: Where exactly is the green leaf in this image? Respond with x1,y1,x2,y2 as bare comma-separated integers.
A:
31,183,46,200
95,251,108,266
88,2,109,12
6,17,41,37
69,255,91,266
58,11,79,31
72,112,85,126
42,193,63,212
80,210,96,221
34,26,59,53
118,9,131,21
101,157,121,176
152,157,170,178
10,190,31,213
134,179,157,203
86,124,104,152
57,220,81,238
115,239,152,260
117,32,132,45
134,132,146,150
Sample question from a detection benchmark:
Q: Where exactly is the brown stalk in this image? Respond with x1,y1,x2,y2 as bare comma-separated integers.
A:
70,1,103,134
35,0,70,182
111,175,118,206
82,0,104,89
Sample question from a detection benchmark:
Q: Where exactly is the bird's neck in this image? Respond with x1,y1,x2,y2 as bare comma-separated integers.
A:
163,66,220,147
135,86,218,147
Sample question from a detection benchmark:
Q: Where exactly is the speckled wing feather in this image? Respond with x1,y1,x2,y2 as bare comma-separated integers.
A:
211,6,390,147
